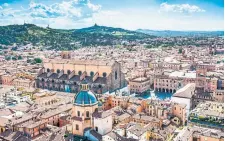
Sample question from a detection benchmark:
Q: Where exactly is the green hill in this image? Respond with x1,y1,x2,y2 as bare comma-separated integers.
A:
0,24,154,50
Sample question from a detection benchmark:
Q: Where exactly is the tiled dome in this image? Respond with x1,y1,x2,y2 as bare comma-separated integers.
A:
74,90,98,106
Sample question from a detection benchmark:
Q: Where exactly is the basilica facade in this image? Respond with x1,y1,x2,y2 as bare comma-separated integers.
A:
35,59,126,94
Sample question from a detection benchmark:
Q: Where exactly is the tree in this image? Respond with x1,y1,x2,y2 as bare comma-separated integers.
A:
18,55,23,60
11,47,18,51
5,56,11,61
34,58,42,64
178,48,182,54
12,56,17,60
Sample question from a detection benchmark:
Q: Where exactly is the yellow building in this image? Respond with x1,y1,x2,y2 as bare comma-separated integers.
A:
71,80,98,135
36,59,126,94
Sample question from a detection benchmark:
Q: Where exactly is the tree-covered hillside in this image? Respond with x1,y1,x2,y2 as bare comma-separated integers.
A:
0,24,154,50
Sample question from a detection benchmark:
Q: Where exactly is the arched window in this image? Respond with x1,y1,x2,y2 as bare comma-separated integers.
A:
115,71,117,80
57,69,60,73
95,127,98,132
47,68,50,73
86,111,90,118
78,71,82,75
42,78,44,82
67,70,71,75
90,71,94,77
103,72,107,77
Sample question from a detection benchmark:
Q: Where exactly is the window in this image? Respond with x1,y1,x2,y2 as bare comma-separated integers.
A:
76,124,79,130
78,71,82,75
135,62,137,67
52,80,54,83
57,69,60,73
47,68,50,72
103,72,107,77
90,71,94,77
178,83,182,87
67,70,71,75
115,71,117,80
95,127,98,132
98,84,102,88
86,111,89,118
77,111,80,117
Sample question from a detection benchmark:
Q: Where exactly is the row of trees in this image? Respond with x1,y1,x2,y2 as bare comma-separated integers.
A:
4,55,42,64
5,55,23,61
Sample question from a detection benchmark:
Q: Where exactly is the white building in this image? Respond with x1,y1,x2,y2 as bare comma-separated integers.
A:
171,83,195,117
126,124,147,141
93,110,112,135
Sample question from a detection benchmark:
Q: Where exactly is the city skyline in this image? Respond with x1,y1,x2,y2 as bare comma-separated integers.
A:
0,0,224,31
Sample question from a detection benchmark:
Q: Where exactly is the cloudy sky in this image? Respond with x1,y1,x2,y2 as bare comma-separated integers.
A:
0,0,224,30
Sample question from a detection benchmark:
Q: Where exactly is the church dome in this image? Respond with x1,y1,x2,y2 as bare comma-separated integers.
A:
74,90,98,106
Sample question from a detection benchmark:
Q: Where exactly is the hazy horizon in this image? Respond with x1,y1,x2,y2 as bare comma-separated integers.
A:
0,23,224,32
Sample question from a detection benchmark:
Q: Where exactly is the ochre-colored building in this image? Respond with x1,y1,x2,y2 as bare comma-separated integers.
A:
36,59,126,94
71,81,98,135
129,77,150,94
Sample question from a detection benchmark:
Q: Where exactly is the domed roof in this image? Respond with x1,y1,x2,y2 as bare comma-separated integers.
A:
74,90,98,106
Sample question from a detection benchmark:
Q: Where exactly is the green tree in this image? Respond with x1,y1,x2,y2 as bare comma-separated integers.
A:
18,55,23,60
34,58,42,64
5,56,11,61
12,56,17,60
178,48,183,54
11,47,18,51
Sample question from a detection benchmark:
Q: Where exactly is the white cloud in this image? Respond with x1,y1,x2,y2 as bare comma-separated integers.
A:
0,1,223,31
90,8,223,31
159,2,205,13
29,1,82,18
2,3,9,7
0,0,102,28
87,0,101,11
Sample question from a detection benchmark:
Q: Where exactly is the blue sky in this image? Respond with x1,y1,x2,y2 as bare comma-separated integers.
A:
0,0,224,30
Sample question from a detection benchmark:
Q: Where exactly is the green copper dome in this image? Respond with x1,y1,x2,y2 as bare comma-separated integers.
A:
74,90,98,106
